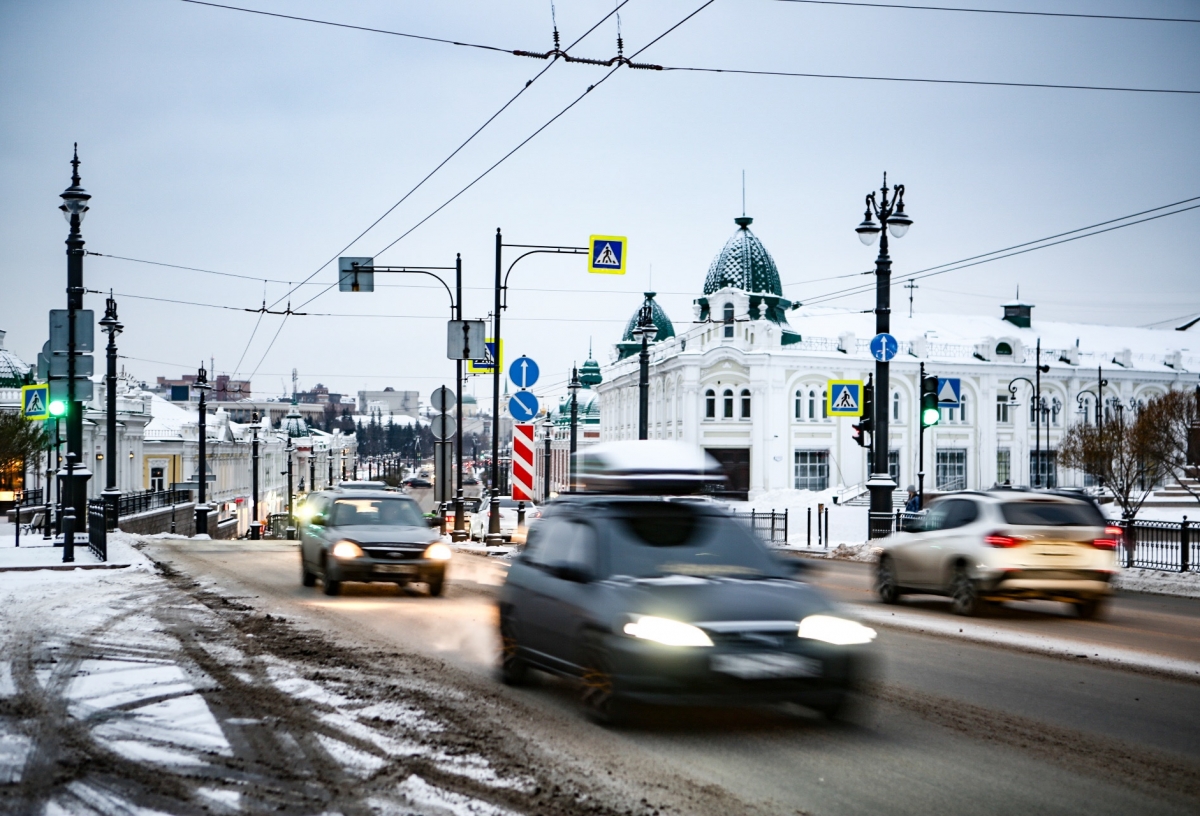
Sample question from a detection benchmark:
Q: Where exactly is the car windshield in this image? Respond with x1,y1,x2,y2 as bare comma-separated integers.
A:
999,500,1105,527
607,502,785,579
330,498,425,527
497,499,520,508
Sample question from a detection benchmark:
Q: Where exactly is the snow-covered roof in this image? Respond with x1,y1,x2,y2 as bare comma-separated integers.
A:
143,393,196,438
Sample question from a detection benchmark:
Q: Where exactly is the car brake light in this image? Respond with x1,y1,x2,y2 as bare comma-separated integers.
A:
985,534,1020,548
1092,525,1123,550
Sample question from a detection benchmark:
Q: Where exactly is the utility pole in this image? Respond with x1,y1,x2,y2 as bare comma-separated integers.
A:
568,366,581,492
905,279,918,318
454,253,466,541
99,293,122,530
194,362,211,537
286,436,294,539
635,294,658,440
250,412,261,540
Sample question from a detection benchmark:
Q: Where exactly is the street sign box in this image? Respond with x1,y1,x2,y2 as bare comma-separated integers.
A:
467,339,503,375
937,377,962,407
511,423,534,502
508,391,539,422
49,354,94,379
446,320,487,360
430,386,455,414
49,309,94,352
869,333,898,362
430,413,457,440
508,356,540,389
588,235,627,274
338,257,374,292
21,384,50,420
49,378,94,403
827,380,864,417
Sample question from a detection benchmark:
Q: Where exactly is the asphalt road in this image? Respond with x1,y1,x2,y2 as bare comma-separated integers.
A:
147,540,1200,816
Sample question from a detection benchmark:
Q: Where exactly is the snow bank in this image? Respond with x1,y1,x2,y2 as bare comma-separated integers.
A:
1114,567,1200,599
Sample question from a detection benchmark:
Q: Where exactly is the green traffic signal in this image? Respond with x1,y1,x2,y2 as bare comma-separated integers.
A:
48,399,67,417
920,375,940,427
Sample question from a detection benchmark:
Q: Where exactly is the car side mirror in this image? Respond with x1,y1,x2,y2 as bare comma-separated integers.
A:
776,555,815,577
309,513,326,527
426,517,442,528
551,563,593,583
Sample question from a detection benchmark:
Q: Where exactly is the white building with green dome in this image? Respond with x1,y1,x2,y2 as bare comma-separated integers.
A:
595,216,1199,503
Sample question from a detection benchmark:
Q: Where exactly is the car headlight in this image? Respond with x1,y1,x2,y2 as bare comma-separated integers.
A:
798,615,876,646
622,616,713,647
424,542,452,561
331,540,364,559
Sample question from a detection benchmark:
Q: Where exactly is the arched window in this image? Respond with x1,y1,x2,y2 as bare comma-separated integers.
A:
808,389,817,420
705,389,715,419
723,303,734,338
996,342,1013,356
794,390,802,419
821,390,828,419
741,389,751,419
892,391,901,421
723,389,734,418
1051,397,1062,426
960,393,969,424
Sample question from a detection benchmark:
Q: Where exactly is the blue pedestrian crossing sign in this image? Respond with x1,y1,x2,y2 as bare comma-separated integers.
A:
21,384,49,420
509,356,540,389
827,380,864,417
588,235,627,275
869,333,898,362
937,377,961,407
509,390,539,422
467,339,503,375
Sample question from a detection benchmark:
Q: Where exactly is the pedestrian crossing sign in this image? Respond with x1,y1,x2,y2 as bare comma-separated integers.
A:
827,380,864,417
21,384,50,420
588,235,627,275
467,339,503,375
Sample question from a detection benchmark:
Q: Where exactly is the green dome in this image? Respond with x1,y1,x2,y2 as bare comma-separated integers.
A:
0,331,31,388
282,403,310,438
579,355,602,388
703,216,782,296
619,293,675,343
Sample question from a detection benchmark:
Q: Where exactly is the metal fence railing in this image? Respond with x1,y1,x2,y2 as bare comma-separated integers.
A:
733,510,788,544
87,499,107,562
118,489,192,518
1112,518,1194,572
20,488,44,507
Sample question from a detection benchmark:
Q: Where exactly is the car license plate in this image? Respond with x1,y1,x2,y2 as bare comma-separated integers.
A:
375,564,417,575
711,653,822,680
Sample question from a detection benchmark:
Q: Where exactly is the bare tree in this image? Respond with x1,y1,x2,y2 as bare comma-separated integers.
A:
1059,402,1166,520
0,411,48,493
1138,387,1200,507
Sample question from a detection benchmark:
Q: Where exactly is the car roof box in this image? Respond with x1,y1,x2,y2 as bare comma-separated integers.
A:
572,441,726,495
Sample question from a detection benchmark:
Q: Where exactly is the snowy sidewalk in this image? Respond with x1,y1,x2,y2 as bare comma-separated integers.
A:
0,522,136,571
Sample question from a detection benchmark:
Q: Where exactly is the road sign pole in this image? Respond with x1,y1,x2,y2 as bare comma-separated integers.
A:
918,362,926,508
454,254,466,541
489,229,502,543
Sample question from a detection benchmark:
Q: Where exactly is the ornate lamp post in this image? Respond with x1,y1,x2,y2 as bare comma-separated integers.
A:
1008,338,1051,487
98,293,122,530
568,366,582,492
855,174,913,537
194,363,211,536
1075,365,1108,490
633,295,658,440
59,145,93,532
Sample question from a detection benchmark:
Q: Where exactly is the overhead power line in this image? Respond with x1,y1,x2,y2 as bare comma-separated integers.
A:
661,65,1200,95
772,0,1200,25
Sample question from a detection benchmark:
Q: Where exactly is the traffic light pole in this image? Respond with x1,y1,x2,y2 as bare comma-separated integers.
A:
918,362,926,507
868,216,895,539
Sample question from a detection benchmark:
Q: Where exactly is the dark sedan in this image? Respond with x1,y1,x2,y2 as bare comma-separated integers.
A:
497,496,876,723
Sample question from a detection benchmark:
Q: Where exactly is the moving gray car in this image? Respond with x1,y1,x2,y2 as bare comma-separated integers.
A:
298,489,451,596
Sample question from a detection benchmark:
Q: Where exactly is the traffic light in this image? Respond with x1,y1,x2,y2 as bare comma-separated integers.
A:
921,376,940,427
853,380,875,447
48,399,67,418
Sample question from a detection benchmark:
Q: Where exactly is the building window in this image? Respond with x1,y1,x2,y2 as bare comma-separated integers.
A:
893,392,900,421
936,449,967,491
1050,397,1062,426
794,450,829,491
723,389,734,419
960,393,969,424
723,303,734,338
705,389,715,419
996,342,1013,356
1030,450,1057,488
996,449,1011,485
888,450,900,484
996,395,1011,424
808,389,817,420
821,390,828,420
150,466,165,492
740,389,751,419
794,390,802,419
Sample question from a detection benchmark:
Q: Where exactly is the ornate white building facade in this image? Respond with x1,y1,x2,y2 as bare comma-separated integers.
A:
596,216,1200,500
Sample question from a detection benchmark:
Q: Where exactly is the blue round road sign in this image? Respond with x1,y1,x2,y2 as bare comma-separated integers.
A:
870,333,899,362
509,390,539,422
508,356,540,389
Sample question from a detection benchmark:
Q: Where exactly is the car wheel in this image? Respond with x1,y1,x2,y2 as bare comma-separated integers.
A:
323,578,342,596
498,613,529,686
808,688,852,721
301,563,317,587
427,573,445,597
1074,598,1107,620
950,566,983,617
875,556,901,604
580,637,627,726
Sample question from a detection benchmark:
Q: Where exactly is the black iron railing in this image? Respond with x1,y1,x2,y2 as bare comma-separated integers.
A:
20,488,44,506
118,489,193,518
1111,518,1194,572
733,510,788,544
87,499,107,561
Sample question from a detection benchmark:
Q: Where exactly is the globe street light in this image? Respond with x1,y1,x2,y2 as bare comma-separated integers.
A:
856,173,912,538
568,366,582,492
633,294,659,440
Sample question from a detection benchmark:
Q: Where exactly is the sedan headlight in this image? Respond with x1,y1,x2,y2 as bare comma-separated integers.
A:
331,540,364,559
424,542,452,561
798,615,876,646
623,616,713,647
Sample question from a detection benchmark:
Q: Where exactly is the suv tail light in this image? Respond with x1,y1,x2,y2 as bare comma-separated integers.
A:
985,533,1021,548
1092,525,1123,550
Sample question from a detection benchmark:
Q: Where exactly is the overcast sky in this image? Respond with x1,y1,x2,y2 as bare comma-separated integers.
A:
2,0,1198,408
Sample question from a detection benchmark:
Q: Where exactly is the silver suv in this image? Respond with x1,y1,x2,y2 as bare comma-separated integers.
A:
874,491,1119,618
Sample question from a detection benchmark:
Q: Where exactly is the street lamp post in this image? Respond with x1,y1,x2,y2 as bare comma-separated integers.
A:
568,366,581,492
250,412,261,540
98,293,122,531
855,173,913,538
1075,365,1109,489
634,295,658,440
286,436,294,538
1008,338,1051,487
59,145,93,531
542,414,553,502
194,363,211,537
